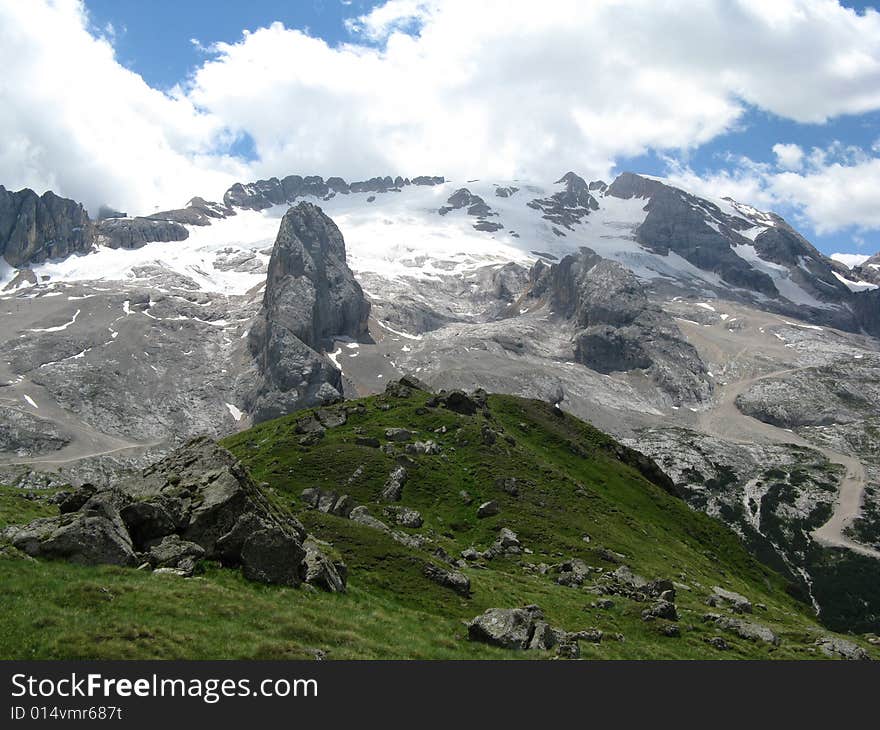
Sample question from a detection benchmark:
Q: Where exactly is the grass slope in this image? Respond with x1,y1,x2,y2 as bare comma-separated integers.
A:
0,390,876,659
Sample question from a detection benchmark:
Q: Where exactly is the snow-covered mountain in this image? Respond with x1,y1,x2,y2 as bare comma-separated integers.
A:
3,168,880,624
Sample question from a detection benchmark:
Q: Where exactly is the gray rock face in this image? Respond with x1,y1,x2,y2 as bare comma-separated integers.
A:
735,359,880,428
0,186,93,267
527,172,600,230
241,525,306,586
438,188,502,231
528,247,712,405
93,217,188,250
608,173,779,297
607,172,856,316
0,407,70,456
248,202,370,423
221,173,443,210
147,197,232,227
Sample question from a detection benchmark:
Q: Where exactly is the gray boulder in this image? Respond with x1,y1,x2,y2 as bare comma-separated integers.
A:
708,587,752,614
301,539,347,593
3,497,135,567
477,500,501,518
241,526,306,587
423,563,471,596
815,637,869,661
467,605,545,650
380,466,408,502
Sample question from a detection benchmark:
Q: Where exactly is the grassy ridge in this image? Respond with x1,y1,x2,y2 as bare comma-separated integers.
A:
0,390,875,659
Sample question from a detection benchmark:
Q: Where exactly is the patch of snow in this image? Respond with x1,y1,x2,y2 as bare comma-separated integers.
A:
23,395,38,409
830,253,870,269
27,309,80,333
225,403,244,422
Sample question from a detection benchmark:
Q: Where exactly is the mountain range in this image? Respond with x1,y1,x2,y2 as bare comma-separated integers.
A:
1,168,879,637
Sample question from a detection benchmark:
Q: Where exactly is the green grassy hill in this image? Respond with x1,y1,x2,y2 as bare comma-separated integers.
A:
0,385,875,659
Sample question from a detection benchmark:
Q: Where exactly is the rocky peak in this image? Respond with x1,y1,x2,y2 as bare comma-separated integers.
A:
605,171,666,200
0,186,93,268
247,202,370,423
528,247,712,405
527,172,600,231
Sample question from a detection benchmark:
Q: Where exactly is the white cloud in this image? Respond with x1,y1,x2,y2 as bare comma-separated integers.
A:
665,142,880,235
2,0,880,223
0,0,246,215
773,143,805,170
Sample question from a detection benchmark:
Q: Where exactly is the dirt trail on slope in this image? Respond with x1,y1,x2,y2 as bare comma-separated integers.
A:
699,367,880,560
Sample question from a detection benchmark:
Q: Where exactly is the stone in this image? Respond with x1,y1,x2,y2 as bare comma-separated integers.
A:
477,500,501,518
405,440,442,455
423,564,471,596
709,586,753,613
355,436,380,448
528,621,558,651
380,466,408,502
642,600,678,622
241,526,306,587
119,501,177,548
384,506,423,528
706,615,779,645
3,507,136,567
147,534,205,573
467,606,545,650
815,637,869,661
349,506,390,533
705,636,730,651
301,539,347,593
555,639,580,659
385,428,414,442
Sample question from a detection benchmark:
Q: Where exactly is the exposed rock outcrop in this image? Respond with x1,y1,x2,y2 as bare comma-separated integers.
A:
527,172,600,230
0,186,93,267
1,438,345,592
93,217,189,250
528,247,712,405
247,202,371,422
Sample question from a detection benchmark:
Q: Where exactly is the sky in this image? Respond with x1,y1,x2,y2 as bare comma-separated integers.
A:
1,1,879,257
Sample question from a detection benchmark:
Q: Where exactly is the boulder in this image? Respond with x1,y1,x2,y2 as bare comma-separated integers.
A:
301,539,347,593
528,621,558,651
385,428,414,442
709,587,752,614
641,600,679,622
423,563,471,596
241,526,306,587
147,534,205,568
477,500,501,518
815,637,869,661
384,506,423,528
705,614,780,645
467,606,545,650
349,506,391,533
380,466,408,502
